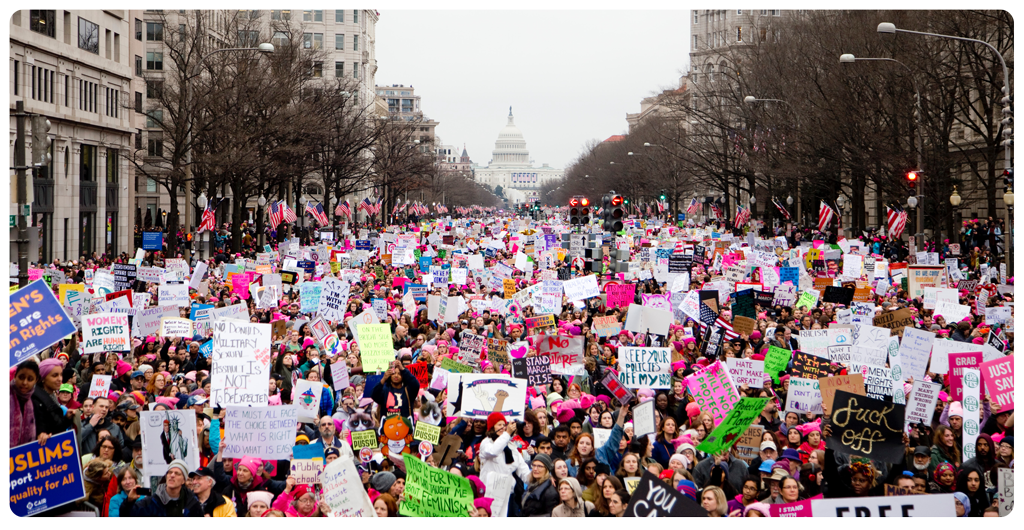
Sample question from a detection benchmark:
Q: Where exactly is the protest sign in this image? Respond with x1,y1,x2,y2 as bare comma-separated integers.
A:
540,335,585,376
562,274,600,301
962,367,981,461
764,345,793,383
726,357,765,388
618,347,672,389
346,309,379,344
82,312,130,353
735,425,765,463
440,357,473,374
321,457,375,517
88,374,112,400
511,355,552,387
318,277,350,323
503,278,516,299
459,332,487,366
600,372,636,406
898,327,935,381
486,338,510,367
632,399,657,437
524,314,556,330
948,351,983,401
132,305,179,338
698,397,770,454
770,498,816,517
848,363,896,399
356,323,395,373
9,430,85,516
811,494,956,517
930,339,984,375
220,405,298,461
606,283,636,309
997,468,1013,517
331,361,350,392
979,356,1013,411
210,321,271,408
623,470,708,517
826,390,906,463
785,377,823,415
158,283,190,307
139,409,199,481
819,373,865,412
904,380,942,425
300,281,324,313
294,379,324,423
350,430,378,451
447,374,526,421
414,421,441,444
160,317,193,338
9,279,77,365
792,351,829,380
290,442,325,485
873,307,915,336
400,453,473,517
593,315,622,337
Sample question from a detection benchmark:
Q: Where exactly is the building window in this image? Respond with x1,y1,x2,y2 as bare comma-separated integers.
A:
146,80,163,99
148,137,163,157
737,27,742,42
13,60,18,96
146,22,163,41
272,31,288,48
81,212,96,255
335,61,344,78
135,18,142,40
772,10,781,16
693,12,698,24
146,110,163,128
313,33,323,49
146,51,163,70
135,91,142,112
311,61,323,78
104,87,119,118
80,144,97,181
78,17,100,53
353,10,358,23
106,148,119,184
238,30,258,47
353,62,359,79
353,35,358,51
335,10,344,23
760,27,767,41
303,33,312,48
335,33,344,50
737,9,742,14
135,129,142,150
30,10,56,38
64,74,68,106
135,55,142,75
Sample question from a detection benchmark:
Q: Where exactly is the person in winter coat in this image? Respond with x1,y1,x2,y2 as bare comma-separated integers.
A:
31,358,72,437
371,360,421,419
11,361,41,446
105,467,140,517
595,404,630,473
551,476,594,517
210,440,286,516
692,449,747,492
272,477,331,517
479,412,531,485
521,453,560,516
120,459,203,517
189,467,237,517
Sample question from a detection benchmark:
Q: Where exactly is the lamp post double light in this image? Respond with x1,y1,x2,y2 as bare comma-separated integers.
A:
186,43,274,262
877,21,1013,269
839,53,925,248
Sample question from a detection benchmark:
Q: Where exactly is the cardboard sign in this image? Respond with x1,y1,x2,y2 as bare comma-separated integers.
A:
618,347,672,389
486,338,510,367
511,356,552,387
826,390,906,463
631,399,657,437
593,315,622,337
873,307,915,336
9,430,86,516
811,494,956,517
697,397,769,455
735,425,765,463
785,377,823,415
210,321,271,408
540,335,585,376
622,470,708,517
732,315,756,337
819,373,865,412
88,374,113,400
9,280,77,365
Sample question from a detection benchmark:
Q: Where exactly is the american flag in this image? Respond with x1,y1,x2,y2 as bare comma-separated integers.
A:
305,201,330,226
282,201,297,223
374,198,384,215
734,206,750,228
335,199,351,218
686,198,701,214
772,197,791,220
818,200,835,232
358,197,374,215
269,201,284,229
709,203,723,219
887,206,908,239
657,200,668,213
698,313,740,340
393,202,407,215
197,198,218,233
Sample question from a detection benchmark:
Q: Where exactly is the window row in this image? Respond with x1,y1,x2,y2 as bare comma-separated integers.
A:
271,10,359,23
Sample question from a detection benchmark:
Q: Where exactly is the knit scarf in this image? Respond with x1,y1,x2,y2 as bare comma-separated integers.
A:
10,381,36,446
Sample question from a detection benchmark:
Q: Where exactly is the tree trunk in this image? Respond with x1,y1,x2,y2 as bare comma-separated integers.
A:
230,179,244,254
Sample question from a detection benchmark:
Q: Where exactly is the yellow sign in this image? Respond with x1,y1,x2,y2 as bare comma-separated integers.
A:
59,283,85,305
503,279,516,299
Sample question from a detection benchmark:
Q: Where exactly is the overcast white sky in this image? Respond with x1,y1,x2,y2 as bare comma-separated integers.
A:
375,10,691,170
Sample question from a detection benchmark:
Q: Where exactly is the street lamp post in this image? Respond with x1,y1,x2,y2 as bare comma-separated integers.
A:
184,42,273,262
840,53,925,248
196,191,207,260
836,195,847,238
878,21,1013,270
907,195,919,252
949,186,962,245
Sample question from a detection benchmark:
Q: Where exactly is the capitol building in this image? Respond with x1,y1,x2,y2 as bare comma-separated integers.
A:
474,108,563,204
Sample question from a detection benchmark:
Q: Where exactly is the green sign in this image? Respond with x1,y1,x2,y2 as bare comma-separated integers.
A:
357,323,394,373
414,421,441,444
795,291,817,310
400,453,473,517
350,429,378,451
764,345,792,384
697,397,769,455
440,358,473,374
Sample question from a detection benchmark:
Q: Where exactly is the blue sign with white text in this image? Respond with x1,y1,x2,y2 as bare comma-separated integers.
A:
9,430,86,516
142,231,164,250
9,280,78,366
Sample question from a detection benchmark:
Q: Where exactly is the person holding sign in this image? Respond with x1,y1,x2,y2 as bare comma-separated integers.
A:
371,360,421,418
479,411,531,485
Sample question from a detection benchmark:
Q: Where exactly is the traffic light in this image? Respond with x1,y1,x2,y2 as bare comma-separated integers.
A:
603,192,624,232
580,197,590,224
1003,169,1014,192
31,116,52,167
906,170,919,191
660,189,667,202
569,197,580,225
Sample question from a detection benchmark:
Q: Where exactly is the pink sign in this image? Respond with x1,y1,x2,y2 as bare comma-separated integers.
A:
980,356,1014,411
28,268,44,281
949,351,983,401
684,361,740,425
606,284,635,309
769,495,822,517
232,272,251,299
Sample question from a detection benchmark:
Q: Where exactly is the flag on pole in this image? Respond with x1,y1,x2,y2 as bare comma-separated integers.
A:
887,206,908,239
686,198,701,215
336,199,351,218
305,201,330,225
358,197,373,215
772,197,791,220
197,198,218,233
818,200,835,232
269,201,283,229
281,201,297,223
